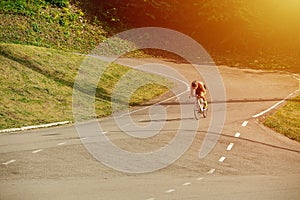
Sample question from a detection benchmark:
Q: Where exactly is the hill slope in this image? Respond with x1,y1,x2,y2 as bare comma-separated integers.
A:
0,43,169,129
0,0,107,53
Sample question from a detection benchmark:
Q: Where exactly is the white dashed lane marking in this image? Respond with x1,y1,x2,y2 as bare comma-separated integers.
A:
32,149,43,154
207,169,215,174
196,177,203,180
57,142,67,146
218,156,226,162
227,143,234,151
242,121,248,127
182,182,191,186
165,189,175,193
2,160,16,165
235,132,241,138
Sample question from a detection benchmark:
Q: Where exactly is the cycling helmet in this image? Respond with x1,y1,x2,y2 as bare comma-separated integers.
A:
191,80,197,87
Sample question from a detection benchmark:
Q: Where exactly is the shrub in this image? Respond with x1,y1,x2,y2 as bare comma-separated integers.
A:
45,0,69,8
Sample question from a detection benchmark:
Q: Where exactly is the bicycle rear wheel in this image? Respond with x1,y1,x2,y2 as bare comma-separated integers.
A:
194,108,201,120
202,107,208,118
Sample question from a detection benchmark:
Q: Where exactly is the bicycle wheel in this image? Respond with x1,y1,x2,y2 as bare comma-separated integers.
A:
194,99,201,120
194,108,201,120
203,107,208,118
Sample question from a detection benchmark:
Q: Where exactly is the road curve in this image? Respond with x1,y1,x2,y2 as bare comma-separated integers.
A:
1,58,299,200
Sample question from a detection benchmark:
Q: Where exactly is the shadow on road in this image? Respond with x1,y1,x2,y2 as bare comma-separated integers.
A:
105,128,300,154
136,97,299,107
138,117,194,122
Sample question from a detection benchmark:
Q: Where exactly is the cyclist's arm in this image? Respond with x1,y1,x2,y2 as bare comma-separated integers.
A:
189,88,195,98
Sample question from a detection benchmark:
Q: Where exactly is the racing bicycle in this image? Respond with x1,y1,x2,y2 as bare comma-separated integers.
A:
193,96,208,120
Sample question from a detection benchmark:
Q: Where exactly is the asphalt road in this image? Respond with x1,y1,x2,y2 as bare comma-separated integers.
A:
1,58,300,200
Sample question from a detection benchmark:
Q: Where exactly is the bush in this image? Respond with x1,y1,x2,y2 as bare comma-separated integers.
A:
0,0,107,53
0,0,69,15
46,0,69,8
0,0,36,15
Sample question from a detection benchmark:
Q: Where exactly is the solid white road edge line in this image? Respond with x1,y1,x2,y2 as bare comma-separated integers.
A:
0,121,70,134
116,66,190,118
252,85,300,118
252,100,284,118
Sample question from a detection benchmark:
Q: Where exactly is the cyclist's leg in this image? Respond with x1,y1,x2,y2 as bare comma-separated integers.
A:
196,97,201,112
199,92,208,108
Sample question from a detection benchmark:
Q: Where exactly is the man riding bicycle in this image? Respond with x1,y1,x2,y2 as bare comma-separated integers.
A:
189,80,208,108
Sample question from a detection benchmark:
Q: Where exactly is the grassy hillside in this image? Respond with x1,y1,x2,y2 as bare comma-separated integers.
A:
0,43,170,129
0,1,170,130
0,0,107,53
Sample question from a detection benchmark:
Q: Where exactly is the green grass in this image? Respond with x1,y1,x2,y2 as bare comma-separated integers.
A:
0,0,107,53
263,95,300,141
0,43,171,129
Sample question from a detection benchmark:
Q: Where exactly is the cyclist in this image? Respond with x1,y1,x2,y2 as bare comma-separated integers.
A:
189,80,208,108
